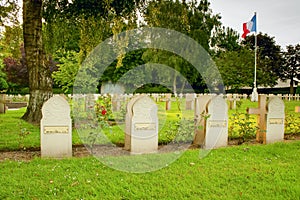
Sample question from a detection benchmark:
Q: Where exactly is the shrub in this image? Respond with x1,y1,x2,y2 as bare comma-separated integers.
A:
296,86,300,94
285,113,300,135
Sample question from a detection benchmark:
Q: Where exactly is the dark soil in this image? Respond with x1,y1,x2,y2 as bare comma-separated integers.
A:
1,135,299,162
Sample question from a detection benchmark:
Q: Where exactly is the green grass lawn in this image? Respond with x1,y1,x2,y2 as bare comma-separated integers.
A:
0,141,299,199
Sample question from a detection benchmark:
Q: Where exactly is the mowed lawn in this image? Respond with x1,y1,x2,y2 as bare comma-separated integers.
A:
0,141,299,199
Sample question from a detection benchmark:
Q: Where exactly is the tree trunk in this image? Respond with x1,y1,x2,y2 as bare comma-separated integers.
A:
22,0,53,124
290,78,294,95
172,70,177,95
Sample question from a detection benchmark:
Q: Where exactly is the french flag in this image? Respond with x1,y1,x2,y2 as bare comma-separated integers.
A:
242,14,257,38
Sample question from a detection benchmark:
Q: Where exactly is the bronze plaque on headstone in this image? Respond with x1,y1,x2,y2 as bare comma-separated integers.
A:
44,126,69,134
269,118,284,125
208,120,227,128
134,123,156,131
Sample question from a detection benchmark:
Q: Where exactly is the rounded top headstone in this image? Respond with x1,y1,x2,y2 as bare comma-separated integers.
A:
42,95,70,121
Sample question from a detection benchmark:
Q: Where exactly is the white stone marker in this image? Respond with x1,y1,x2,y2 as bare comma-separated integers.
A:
193,95,213,146
205,95,228,149
128,95,158,154
185,93,195,110
266,96,285,144
124,95,144,151
41,95,72,158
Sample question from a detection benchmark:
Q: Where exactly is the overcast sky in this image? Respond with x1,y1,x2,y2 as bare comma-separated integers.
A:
209,0,300,49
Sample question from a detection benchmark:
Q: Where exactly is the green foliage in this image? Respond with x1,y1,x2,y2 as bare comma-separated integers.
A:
18,122,31,150
142,0,221,92
95,95,113,123
243,33,283,83
52,50,80,93
0,25,23,59
285,113,300,135
229,112,258,144
229,102,258,144
0,0,19,26
0,25,22,92
296,86,300,94
211,26,240,54
282,44,300,94
162,115,194,144
0,59,8,91
0,77,8,91
215,48,255,89
43,17,80,54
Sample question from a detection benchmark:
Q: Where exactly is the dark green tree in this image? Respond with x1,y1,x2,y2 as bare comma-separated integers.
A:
242,33,284,84
215,48,254,90
282,44,300,94
142,0,221,93
211,26,241,54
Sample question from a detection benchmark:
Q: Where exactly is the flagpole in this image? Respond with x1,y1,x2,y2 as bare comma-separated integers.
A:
251,12,258,102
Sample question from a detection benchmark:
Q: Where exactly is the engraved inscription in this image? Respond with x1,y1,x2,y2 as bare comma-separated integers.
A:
44,126,69,134
208,120,227,128
269,118,284,125
134,123,156,131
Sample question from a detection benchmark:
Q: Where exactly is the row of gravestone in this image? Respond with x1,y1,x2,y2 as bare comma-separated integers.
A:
40,94,286,158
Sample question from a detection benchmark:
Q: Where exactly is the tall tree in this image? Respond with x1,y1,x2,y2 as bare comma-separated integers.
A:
211,26,240,55
282,44,300,94
242,33,284,84
143,0,221,93
215,48,254,90
22,0,53,123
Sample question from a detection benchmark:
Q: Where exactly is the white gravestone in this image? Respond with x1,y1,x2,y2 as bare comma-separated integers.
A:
185,93,195,110
130,95,158,154
41,95,72,158
193,95,213,146
266,96,285,144
124,95,144,151
205,96,228,149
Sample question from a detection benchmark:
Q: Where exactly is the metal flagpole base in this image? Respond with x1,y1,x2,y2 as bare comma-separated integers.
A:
251,87,258,102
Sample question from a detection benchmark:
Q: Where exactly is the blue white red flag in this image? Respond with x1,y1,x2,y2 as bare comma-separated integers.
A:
242,14,256,38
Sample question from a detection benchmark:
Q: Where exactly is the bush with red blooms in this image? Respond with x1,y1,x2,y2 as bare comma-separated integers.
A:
95,94,112,124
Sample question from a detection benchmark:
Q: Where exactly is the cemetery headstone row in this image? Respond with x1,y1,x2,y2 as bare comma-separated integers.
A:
39,93,288,158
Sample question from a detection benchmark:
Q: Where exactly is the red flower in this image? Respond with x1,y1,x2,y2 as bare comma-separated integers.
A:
101,109,107,115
